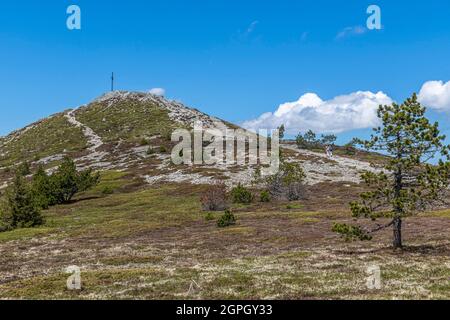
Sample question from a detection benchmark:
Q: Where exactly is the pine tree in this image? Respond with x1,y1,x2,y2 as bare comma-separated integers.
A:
296,130,319,149
51,157,100,203
31,166,55,209
17,161,31,176
52,157,79,203
5,172,43,228
304,130,317,145
321,134,337,145
266,151,306,201
333,94,450,249
278,124,286,140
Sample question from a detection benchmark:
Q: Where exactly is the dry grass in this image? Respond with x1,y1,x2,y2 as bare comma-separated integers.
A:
0,179,448,300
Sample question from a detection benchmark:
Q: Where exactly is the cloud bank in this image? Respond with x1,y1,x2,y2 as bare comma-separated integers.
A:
241,80,450,135
418,80,450,112
242,91,393,134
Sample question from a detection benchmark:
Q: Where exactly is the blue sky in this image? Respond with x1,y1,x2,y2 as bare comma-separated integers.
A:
1,0,450,144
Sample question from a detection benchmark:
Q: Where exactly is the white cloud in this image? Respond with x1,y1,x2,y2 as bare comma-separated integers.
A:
336,26,367,40
149,88,166,96
418,80,450,111
242,91,393,134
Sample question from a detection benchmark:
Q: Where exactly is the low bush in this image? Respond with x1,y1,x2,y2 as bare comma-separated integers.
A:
260,190,270,203
231,183,253,204
102,186,115,195
286,182,306,201
205,212,216,221
266,160,306,201
217,209,236,228
201,183,228,211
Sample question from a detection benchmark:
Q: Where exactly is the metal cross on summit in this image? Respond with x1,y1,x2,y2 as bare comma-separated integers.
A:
111,72,114,91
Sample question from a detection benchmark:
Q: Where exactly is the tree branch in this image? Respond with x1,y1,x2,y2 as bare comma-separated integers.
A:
367,220,394,234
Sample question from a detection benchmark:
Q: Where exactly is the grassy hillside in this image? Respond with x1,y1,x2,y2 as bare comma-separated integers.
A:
75,98,178,143
0,114,88,168
0,92,448,300
0,172,448,299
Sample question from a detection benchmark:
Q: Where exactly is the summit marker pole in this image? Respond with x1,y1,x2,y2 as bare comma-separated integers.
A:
111,72,114,91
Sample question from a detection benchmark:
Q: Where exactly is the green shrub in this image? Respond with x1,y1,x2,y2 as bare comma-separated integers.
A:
0,214,12,233
260,190,270,203
205,212,216,221
332,223,372,241
147,147,156,155
217,209,236,228
140,138,149,146
102,186,115,195
231,183,253,204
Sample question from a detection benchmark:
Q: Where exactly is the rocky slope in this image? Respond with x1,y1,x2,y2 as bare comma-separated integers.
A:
0,91,383,190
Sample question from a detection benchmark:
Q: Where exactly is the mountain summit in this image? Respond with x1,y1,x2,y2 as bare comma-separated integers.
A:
0,91,382,191
0,91,243,189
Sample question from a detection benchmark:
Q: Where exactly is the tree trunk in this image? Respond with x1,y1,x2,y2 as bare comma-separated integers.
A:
393,217,402,249
393,138,403,249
